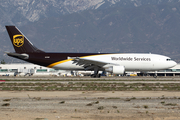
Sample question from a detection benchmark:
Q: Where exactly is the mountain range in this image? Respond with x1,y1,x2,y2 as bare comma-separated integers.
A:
1,0,180,63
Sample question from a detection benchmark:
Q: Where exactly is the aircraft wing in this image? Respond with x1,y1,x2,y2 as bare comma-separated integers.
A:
72,57,118,70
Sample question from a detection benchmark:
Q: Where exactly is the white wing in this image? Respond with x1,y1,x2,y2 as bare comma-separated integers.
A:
72,57,118,70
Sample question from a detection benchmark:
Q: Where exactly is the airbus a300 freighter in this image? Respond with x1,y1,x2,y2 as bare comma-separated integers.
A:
5,26,177,77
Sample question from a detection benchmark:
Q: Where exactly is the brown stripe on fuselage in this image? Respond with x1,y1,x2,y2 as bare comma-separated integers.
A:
18,53,110,68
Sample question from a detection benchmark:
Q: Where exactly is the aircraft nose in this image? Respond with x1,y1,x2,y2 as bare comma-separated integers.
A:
171,61,177,67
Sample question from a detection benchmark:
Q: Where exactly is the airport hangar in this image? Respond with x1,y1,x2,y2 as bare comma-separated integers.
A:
0,63,180,77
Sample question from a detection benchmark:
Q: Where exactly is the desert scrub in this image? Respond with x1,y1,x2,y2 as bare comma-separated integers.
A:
98,106,104,110
164,103,177,106
143,105,148,109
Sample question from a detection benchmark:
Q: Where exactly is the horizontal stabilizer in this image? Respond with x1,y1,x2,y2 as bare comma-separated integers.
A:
6,52,29,59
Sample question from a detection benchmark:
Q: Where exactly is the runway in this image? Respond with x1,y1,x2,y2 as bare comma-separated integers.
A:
3,80,180,84
1,76,180,80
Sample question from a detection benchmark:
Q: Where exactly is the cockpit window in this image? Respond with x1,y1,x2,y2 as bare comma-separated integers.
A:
166,59,172,61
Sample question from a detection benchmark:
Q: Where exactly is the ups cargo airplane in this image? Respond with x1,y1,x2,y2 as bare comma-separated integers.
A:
5,26,177,77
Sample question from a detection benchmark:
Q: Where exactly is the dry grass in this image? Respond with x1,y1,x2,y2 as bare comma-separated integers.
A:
1,82,180,91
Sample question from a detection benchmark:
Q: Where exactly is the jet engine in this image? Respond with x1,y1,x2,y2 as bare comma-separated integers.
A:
105,66,125,74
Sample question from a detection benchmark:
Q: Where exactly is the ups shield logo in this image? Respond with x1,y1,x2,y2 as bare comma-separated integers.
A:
13,35,24,47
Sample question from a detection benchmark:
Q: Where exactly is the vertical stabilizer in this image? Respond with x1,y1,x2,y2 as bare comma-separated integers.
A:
6,26,44,53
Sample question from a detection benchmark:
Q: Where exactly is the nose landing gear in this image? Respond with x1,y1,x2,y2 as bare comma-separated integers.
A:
153,71,157,78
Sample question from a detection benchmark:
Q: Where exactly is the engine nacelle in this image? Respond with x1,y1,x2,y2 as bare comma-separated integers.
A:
105,66,125,74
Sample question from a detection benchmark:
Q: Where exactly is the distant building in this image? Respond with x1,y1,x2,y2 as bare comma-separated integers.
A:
136,63,180,77
0,63,70,76
155,63,180,76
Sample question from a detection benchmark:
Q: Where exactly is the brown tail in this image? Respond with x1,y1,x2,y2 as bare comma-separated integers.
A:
5,26,44,53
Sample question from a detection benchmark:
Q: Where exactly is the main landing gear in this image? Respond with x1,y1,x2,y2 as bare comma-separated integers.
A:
91,67,101,78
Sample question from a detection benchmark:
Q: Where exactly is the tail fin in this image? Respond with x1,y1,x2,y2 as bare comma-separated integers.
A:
5,26,44,53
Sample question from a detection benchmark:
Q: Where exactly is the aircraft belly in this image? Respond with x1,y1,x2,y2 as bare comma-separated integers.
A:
117,61,153,71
